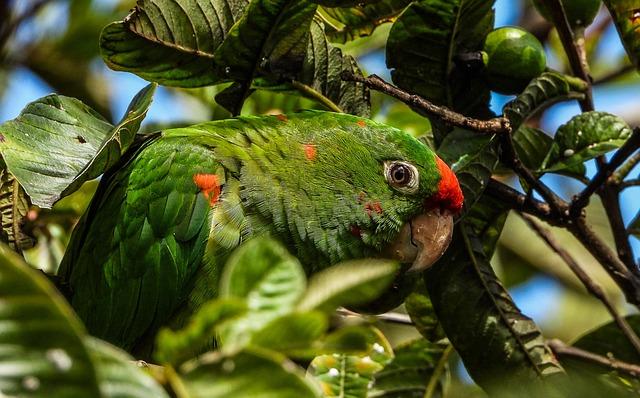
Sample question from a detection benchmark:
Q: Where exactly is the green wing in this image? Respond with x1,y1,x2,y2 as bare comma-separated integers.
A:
59,135,221,350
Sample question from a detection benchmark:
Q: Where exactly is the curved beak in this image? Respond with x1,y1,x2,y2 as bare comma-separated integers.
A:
384,209,454,272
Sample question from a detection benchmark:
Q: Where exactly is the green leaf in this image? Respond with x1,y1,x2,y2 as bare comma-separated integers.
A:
503,72,587,131
560,315,640,397
370,339,451,398
154,298,247,366
425,221,564,394
513,127,553,171
0,244,100,397
405,287,445,342
312,0,383,6
319,326,383,355
0,166,35,252
296,259,399,312
437,129,499,211
542,111,632,173
0,85,154,208
386,0,495,116
218,237,307,349
100,0,249,87
62,83,156,198
296,19,371,117
176,348,321,398
212,0,318,112
319,0,412,43
308,335,392,398
249,311,329,353
603,1,640,72
86,338,169,398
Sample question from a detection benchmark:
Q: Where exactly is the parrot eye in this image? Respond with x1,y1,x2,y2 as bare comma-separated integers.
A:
384,161,419,194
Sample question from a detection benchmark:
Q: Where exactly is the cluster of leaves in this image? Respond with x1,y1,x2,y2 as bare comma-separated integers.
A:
1,0,640,397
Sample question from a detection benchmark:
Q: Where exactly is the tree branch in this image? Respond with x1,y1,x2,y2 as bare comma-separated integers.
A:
548,339,640,377
613,151,640,184
485,179,556,223
570,129,640,215
522,214,640,356
341,72,510,134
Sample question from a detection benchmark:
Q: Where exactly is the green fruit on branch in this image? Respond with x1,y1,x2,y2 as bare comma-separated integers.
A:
532,0,601,28
482,26,547,94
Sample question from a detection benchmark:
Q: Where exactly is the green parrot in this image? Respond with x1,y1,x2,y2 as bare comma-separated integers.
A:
58,111,463,353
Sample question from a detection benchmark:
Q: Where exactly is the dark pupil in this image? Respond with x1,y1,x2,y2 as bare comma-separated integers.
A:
392,165,409,184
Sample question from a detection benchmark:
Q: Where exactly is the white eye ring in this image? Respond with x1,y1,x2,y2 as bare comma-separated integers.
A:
384,161,419,194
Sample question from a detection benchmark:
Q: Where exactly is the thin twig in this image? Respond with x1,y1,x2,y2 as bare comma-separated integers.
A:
335,308,414,326
522,214,640,356
621,179,640,189
341,72,510,134
485,179,556,223
0,0,52,53
570,129,640,215
613,152,640,184
424,345,453,398
290,80,343,113
547,339,640,377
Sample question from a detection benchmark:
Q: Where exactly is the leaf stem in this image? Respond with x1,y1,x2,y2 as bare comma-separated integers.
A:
423,344,453,398
341,72,511,134
522,214,640,357
290,80,343,113
613,151,640,184
547,339,640,377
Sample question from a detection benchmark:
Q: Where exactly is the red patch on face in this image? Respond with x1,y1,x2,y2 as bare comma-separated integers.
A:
303,144,317,161
364,201,383,217
276,114,288,122
426,157,464,213
356,120,366,127
193,173,221,206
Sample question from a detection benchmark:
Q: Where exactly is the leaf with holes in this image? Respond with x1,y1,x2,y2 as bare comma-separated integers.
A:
603,1,640,72
212,0,318,112
296,258,399,312
0,165,34,252
87,338,170,398
0,244,101,397
503,72,587,131
437,128,499,212
386,0,495,118
100,0,249,87
425,219,564,395
218,237,307,350
370,339,451,398
319,0,412,43
0,85,154,208
175,348,321,398
542,111,632,173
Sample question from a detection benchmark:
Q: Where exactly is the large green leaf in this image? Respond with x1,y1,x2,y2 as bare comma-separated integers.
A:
296,259,399,312
319,0,412,43
154,298,247,366
386,0,495,116
297,19,371,116
0,85,155,208
175,348,321,398
437,129,499,212
425,222,564,394
502,72,588,131
512,127,553,171
218,237,307,349
0,166,34,252
370,339,450,398
404,284,445,342
100,0,249,87
541,111,632,173
603,1,640,72
212,0,318,113
87,338,169,398
0,244,100,397
249,311,328,353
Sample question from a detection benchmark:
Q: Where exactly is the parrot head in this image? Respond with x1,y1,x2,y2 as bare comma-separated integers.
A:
235,112,463,273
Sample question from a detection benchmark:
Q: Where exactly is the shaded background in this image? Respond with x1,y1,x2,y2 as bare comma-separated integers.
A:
1,0,639,395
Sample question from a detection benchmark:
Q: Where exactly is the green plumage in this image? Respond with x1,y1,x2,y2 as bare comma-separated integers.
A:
58,111,443,351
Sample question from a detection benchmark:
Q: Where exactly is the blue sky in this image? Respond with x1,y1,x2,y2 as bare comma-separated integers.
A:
1,0,639,329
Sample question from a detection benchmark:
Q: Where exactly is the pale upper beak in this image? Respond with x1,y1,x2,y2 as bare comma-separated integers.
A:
384,209,454,272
